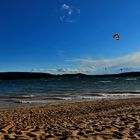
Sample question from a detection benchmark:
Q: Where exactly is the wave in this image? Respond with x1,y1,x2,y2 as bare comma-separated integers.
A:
102,93,140,97
8,92,140,104
98,81,112,83
125,78,137,81
14,100,55,104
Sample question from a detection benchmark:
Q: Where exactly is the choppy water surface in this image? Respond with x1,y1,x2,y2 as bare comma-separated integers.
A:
0,76,140,107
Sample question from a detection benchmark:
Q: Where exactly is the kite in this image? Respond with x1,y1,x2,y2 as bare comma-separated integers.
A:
113,34,120,40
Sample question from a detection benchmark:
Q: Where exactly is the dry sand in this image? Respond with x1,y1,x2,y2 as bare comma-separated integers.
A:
0,98,140,140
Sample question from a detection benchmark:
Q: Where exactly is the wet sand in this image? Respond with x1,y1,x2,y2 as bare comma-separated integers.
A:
0,98,140,139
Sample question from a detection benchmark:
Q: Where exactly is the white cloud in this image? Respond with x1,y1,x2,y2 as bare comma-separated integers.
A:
60,16,73,23
60,4,80,23
48,68,81,74
61,4,73,15
62,68,78,73
31,67,89,74
31,52,140,75
62,4,70,10
68,52,140,74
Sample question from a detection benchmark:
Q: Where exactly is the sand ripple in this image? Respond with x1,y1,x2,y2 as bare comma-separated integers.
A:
0,98,140,139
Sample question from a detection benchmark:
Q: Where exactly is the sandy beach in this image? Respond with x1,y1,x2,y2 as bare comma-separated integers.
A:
0,98,140,140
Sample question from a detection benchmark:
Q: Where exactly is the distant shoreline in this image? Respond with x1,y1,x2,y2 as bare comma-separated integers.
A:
0,71,140,80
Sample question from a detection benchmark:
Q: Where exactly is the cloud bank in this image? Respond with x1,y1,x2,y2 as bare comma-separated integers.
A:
31,52,140,75
68,52,140,74
32,68,82,74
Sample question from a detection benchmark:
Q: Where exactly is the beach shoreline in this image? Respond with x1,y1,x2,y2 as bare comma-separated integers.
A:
1,92,140,110
0,98,140,139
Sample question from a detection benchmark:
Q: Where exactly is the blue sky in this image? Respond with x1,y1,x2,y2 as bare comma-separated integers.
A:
0,0,140,74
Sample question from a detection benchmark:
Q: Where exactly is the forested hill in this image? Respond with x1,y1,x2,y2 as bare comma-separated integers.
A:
0,72,140,80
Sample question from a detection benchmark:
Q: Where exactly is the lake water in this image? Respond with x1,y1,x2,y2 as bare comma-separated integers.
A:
0,76,140,108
